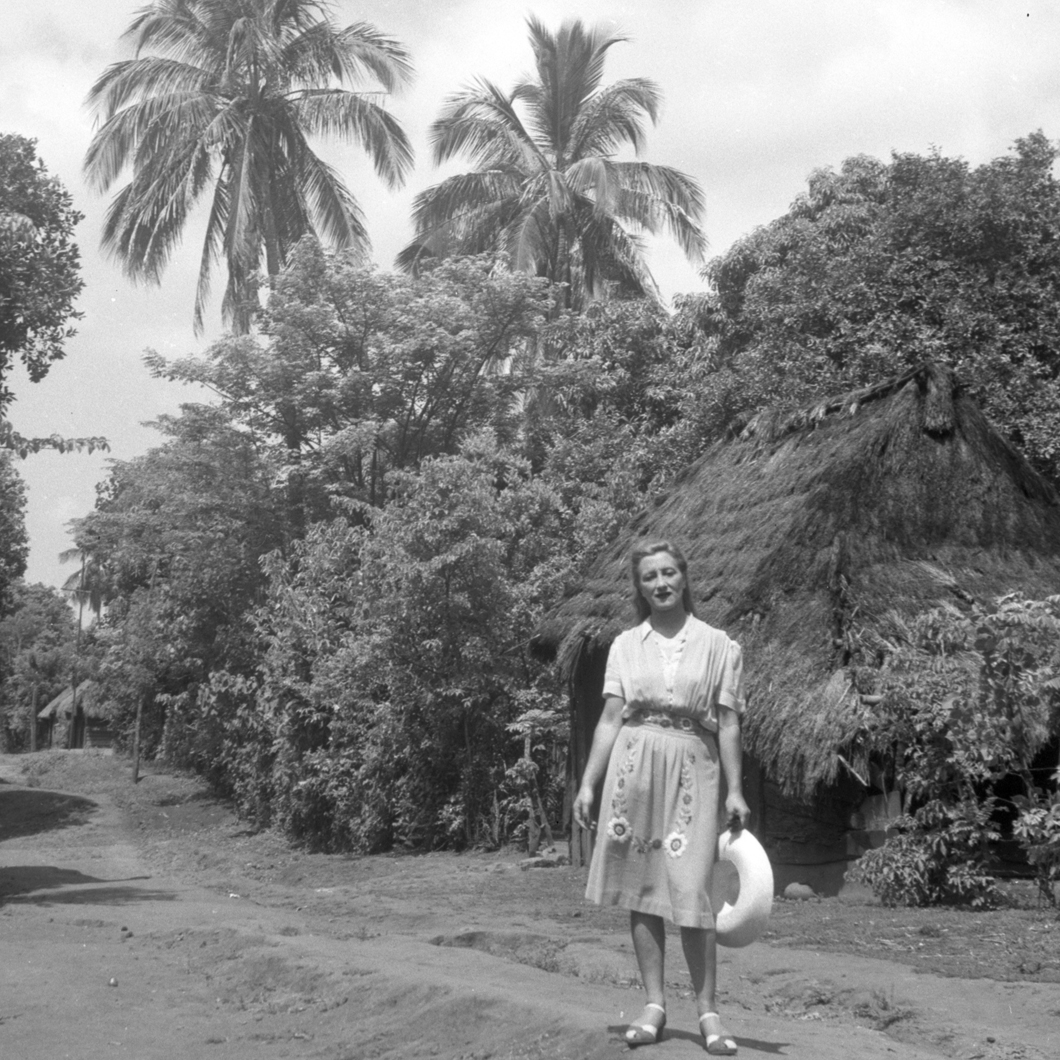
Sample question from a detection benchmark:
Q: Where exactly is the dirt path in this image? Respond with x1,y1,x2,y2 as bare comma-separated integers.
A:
1,753,1058,1060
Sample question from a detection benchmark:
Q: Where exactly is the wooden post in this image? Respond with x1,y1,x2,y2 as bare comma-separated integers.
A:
29,681,38,753
132,694,144,784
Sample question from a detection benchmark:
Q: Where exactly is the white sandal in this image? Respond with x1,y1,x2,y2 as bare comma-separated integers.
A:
699,1011,737,1055
625,1002,666,1046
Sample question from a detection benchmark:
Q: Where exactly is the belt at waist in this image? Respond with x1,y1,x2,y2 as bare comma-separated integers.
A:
628,709,704,733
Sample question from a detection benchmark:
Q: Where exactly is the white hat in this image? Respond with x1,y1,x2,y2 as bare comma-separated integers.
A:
715,828,774,948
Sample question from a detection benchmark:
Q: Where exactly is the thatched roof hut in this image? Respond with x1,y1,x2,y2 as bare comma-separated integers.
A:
38,681,101,721
537,364,1060,886
37,681,113,749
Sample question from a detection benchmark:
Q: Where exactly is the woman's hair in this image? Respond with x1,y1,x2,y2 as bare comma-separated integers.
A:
630,540,695,621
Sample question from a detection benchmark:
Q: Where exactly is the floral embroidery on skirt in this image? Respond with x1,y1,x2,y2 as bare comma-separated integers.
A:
605,735,697,856
587,722,720,928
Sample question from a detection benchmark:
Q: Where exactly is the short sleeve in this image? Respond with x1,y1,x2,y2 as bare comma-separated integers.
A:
717,639,745,713
602,635,626,701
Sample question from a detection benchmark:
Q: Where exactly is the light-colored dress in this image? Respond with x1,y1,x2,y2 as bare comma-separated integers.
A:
585,615,746,928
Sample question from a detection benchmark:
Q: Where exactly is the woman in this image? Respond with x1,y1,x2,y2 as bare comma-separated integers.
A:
573,541,750,1054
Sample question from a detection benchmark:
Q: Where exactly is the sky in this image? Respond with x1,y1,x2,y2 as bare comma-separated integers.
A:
4,0,1060,589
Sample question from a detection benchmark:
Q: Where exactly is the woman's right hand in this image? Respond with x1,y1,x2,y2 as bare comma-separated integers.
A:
573,784,595,831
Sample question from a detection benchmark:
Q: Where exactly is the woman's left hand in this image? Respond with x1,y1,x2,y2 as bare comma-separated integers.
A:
724,791,751,831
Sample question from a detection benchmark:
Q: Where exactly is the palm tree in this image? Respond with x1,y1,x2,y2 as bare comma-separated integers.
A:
398,17,705,311
84,0,414,333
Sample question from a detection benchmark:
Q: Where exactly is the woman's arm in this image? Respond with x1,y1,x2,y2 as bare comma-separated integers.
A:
572,695,625,831
718,704,751,829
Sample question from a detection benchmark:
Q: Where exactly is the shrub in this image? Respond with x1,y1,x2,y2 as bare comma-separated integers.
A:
848,800,1001,908
846,594,1060,906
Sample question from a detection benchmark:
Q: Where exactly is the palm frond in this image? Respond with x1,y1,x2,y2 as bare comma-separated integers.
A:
292,90,413,187
84,84,219,193
429,78,542,169
193,174,229,334
505,198,552,275
125,0,217,66
565,157,612,216
99,133,215,282
397,199,523,273
567,77,661,158
604,161,707,260
85,57,214,122
290,139,369,252
283,19,413,93
408,170,525,231
575,209,658,302
522,17,627,159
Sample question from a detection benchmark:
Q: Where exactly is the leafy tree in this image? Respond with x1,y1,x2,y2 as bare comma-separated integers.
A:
529,298,691,476
0,134,84,417
399,17,705,311
219,440,571,851
70,404,284,762
0,453,28,610
148,241,552,526
84,0,414,332
0,134,111,458
0,581,76,751
678,133,1060,479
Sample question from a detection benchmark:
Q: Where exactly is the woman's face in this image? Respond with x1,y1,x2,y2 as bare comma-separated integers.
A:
636,551,687,616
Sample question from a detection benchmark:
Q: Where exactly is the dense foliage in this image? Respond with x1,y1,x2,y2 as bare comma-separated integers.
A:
147,244,554,530
65,132,1060,861
0,453,28,609
0,581,75,751
0,134,84,417
208,444,573,850
0,135,107,458
675,132,1060,480
848,595,1060,906
74,250,655,848
74,406,284,759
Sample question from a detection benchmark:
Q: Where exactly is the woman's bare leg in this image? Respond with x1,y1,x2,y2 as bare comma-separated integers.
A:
679,925,716,1012
630,911,667,1029
681,925,735,1045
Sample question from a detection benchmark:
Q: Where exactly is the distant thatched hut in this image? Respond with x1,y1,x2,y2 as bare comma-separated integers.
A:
37,680,113,750
535,364,1060,893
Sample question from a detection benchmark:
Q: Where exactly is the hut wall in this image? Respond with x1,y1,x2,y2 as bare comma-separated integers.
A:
84,719,115,750
759,774,874,896
568,645,609,868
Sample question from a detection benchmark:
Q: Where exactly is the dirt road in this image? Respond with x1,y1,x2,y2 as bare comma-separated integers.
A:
1,752,1057,1059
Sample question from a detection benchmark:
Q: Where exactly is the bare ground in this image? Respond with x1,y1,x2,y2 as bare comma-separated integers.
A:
1,750,1058,1060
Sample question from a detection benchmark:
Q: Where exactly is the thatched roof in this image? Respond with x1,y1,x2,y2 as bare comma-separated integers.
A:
38,680,104,720
537,364,1060,796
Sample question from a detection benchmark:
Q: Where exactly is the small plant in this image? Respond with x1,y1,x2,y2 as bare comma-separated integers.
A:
1012,787,1060,905
848,800,1001,908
